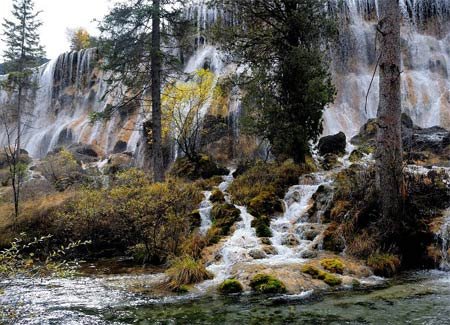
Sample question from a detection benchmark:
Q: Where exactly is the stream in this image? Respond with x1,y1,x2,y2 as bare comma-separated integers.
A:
1,270,450,324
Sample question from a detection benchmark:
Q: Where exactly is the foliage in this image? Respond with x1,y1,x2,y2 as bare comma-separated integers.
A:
165,256,212,290
218,279,243,294
228,160,311,206
38,149,82,191
66,27,95,51
211,203,241,236
367,254,401,277
320,258,345,274
170,155,227,181
249,274,286,294
162,69,216,160
209,189,225,203
0,233,90,278
214,0,336,162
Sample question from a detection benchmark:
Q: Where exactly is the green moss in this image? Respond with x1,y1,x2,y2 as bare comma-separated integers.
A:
249,274,287,294
255,224,272,237
211,203,241,235
301,264,342,286
322,272,342,286
218,279,243,294
210,189,225,203
367,253,401,277
301,264,321,277
249,191,283,217
320,258,344,274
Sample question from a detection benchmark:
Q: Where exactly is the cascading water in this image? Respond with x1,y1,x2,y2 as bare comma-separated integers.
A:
324,0,450,137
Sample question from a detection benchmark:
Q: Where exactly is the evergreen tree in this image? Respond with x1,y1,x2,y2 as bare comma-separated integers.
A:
0,0,45,228
215,0,336,163
98,0,187,182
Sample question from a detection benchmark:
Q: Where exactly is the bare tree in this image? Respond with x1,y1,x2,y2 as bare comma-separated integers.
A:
375,0,404,220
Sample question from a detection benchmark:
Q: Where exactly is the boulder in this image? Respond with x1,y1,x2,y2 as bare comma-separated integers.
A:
63,143,103,163
318,132,346,156
249,249,267,260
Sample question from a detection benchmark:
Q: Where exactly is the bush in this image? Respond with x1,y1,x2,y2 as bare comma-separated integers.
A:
210,189,225,203
248,191,283,217
320,258,344,274
166,256,213,290
367,253,401,277
218,279,243,294
211,203,241,235
170,155,228,180
249,274,286,294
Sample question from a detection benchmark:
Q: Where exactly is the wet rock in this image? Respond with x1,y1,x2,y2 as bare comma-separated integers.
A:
281,234,300,246
249,249,267,260
63,143,103,163
300,250,318,259
262,245,277,255
211,203,241,235
105,153,133,174
318,132,346,156
307,184,333,223
260,237,272,245
321,153,342,171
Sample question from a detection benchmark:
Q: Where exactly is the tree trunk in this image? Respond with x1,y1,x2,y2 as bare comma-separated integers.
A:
375,0,404,220
151,0,165,182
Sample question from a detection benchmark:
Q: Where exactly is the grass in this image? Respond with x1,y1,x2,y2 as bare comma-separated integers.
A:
165,256,213,291
367,253,401,277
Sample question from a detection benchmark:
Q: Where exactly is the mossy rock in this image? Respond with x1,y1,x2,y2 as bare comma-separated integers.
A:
170,155,228,181
320,258,345,274
210,189,225,203
251,215,273,238
218,279,243,294
301,264,342,286
248,191,283,217
211,203,241,235
367,253,401,277
189,210,201,229
249,274,286,294
322,223,345,252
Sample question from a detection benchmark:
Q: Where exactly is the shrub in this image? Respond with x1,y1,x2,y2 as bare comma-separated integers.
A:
367,253,401,277
321,272,342,286
249,274,286,294
211,203,241,235
301,264,321,277
210,189,225,203
170,155,228,180
320,258,344,274
166,256,213,290
218,279,243,294
248,191,283,217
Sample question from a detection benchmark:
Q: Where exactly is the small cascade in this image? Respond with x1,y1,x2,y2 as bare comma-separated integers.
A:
269,173,329,262
199,191,213,234
437,212,450,270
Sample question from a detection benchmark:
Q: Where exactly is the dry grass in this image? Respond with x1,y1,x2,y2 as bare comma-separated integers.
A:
165,256,213,290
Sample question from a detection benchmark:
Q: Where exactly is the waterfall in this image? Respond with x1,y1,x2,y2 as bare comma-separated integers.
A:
1,0,448,163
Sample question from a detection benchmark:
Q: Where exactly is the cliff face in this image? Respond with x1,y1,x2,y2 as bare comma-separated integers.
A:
0,0,448,164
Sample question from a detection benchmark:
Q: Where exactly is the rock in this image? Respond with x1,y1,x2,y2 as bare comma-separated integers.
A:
260,237,272,245
105,153,132,174
321,153,342,171
63,143,103,163
170,155,228,180
113,140,128,153
318,132,346,156
262,245,277,255
300,250,318,258
281,234,300,246
211,203,241,235
249,249,267,260
210,189,225,203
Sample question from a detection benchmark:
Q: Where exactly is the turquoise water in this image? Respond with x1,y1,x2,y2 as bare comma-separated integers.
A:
1,270,450,324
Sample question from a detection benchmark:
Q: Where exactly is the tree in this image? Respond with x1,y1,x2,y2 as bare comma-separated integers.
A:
375,0,404,220
162,69,216,161
215,0,336,163
1,0,45,228
66,27,94,51
98,0,185,182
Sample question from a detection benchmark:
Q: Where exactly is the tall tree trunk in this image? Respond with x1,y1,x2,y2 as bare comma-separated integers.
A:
151,0,165,182
375,0,404,220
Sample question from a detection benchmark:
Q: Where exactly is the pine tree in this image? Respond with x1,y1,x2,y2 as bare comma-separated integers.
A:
215,0,336,163
1,0,45,228
98,0,186,182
